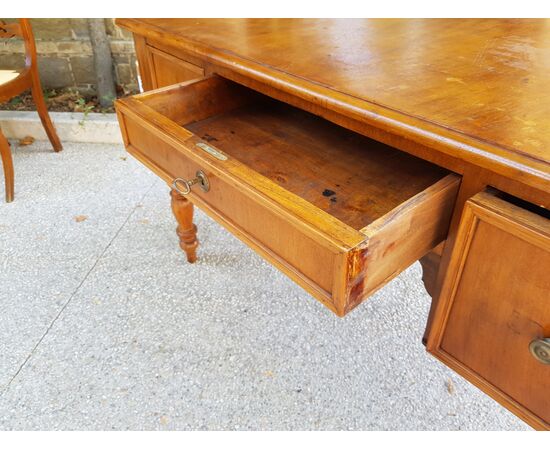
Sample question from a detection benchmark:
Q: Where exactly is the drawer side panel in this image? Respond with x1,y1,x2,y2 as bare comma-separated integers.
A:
343,175,460,314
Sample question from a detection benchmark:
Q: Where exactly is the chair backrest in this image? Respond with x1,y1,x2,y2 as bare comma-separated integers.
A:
0,19,37,69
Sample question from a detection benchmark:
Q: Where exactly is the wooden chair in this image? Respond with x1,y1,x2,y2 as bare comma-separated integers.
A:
0,19,62,203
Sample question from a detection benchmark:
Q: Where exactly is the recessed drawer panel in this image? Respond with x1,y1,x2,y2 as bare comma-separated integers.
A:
148,46,205,88
427,191,550,430
116,76,460,316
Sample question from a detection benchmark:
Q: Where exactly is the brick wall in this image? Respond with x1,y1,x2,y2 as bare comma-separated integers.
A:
0,19,138,95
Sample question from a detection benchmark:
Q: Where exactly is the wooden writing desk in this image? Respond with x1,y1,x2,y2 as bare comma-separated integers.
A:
114,19,550,430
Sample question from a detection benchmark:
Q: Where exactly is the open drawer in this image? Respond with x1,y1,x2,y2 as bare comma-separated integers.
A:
116,76,460,316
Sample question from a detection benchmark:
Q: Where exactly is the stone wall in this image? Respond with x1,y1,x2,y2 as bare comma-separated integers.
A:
0,19,138,95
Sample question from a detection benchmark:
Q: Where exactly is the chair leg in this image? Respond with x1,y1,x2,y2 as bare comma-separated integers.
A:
31,84,63,152
0,131,14,203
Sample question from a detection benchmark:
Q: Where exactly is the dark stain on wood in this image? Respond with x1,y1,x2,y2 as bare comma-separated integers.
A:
201,133,218,142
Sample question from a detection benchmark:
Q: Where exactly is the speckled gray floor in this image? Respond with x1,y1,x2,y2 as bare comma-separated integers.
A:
0,140,529,430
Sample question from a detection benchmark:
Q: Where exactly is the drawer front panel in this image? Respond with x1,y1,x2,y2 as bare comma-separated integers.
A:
123,115,340,310
428,191,550,430
148,46,205,88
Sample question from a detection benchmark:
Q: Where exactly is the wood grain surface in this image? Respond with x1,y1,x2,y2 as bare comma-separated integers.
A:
117,18,550,195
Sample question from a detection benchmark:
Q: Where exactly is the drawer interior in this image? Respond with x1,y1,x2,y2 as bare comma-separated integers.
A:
141,77,449,232
187,100,449,230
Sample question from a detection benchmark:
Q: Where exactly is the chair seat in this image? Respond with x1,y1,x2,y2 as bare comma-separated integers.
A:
0,69,22,86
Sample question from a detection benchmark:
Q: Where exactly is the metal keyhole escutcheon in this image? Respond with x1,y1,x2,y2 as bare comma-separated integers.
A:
172,170,210,195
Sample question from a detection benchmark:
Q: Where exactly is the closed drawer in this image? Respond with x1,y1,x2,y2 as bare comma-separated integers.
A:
427,191,550,430
147,45,204,88
116,76,460,316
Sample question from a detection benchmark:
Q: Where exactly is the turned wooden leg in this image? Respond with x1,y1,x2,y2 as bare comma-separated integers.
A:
31,80,63,152
170,188,198,263
0,130,14,203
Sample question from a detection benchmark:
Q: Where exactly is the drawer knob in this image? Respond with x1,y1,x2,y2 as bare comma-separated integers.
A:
529,338,550,365
172,171,210,195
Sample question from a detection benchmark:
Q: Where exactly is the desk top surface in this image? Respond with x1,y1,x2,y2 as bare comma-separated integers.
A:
118,19,550,190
